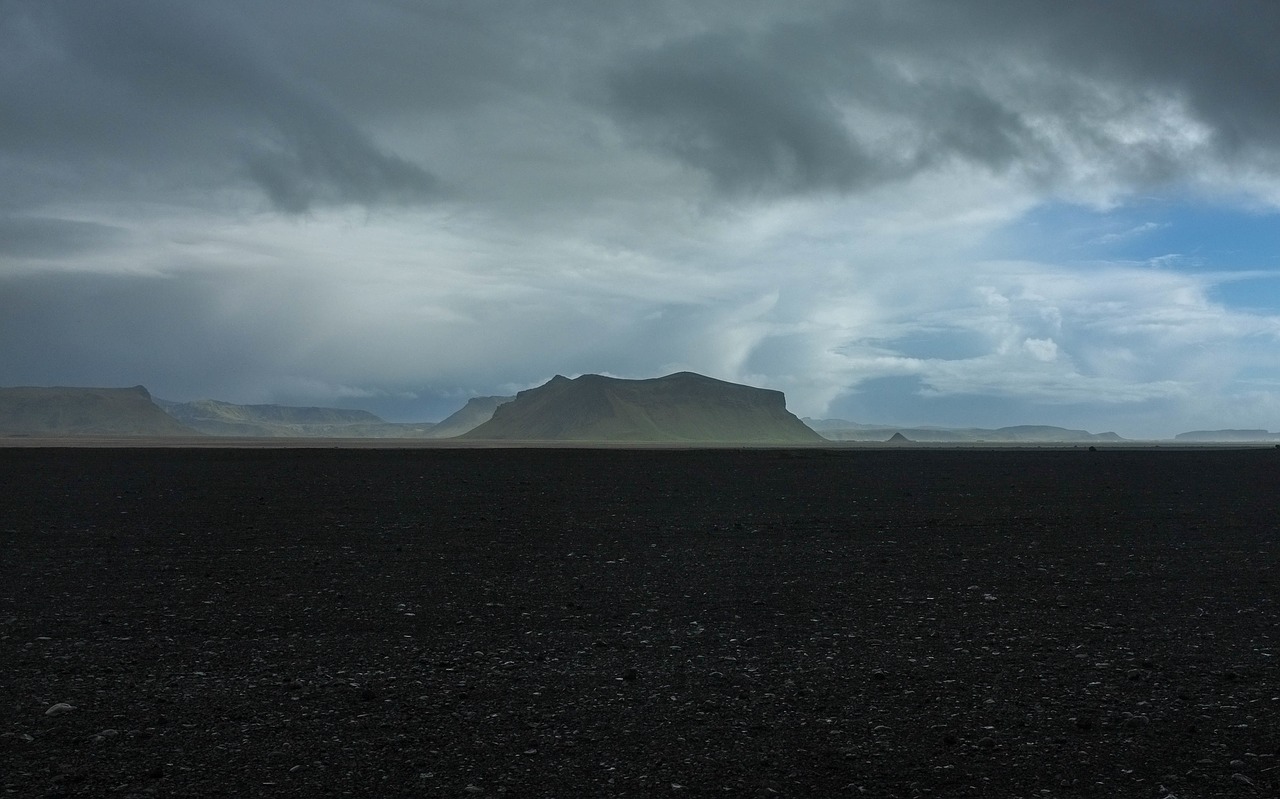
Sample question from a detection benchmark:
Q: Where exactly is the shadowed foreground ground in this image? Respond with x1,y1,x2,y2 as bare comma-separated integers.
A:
1,447,1277,797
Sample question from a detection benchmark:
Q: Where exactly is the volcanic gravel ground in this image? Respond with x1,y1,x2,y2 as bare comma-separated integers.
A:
1,447,1278,797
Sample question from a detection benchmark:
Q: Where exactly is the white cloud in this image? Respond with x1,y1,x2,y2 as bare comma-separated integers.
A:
1023,337,1059,361
1094,221,1166,244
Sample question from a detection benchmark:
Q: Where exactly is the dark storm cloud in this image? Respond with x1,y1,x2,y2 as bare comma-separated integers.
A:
597,0,1280,198
951,0,1280,149
873,0,1280,180
0,1,440,212
607,33,875,195
597,13,1045,197
7,0,1280,214
241,107,439,214
908,84,1036,172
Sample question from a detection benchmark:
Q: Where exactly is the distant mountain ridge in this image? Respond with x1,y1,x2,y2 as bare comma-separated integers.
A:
805,419,1124,443
3,384,1265,443
0,386,198,436
463,372,822,443
158,399,437,438
1174,429,1280,442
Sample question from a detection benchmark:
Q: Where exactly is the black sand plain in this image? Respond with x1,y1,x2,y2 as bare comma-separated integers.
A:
2,445,1278,797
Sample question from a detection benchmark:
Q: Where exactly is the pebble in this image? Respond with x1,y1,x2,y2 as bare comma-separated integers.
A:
45,703,76,716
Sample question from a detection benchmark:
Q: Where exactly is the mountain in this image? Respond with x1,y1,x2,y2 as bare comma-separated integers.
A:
805,420,1124,443
427,395,514,438
158,399,437,438
1174,429,1280,442
462,372,822,443
0,386,198,436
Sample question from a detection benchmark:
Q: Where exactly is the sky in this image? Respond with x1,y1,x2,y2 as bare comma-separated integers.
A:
3,0,1280,438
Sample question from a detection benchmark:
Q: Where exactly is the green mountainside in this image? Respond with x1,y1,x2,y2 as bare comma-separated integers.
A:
462,372,822,443
0,386,198,436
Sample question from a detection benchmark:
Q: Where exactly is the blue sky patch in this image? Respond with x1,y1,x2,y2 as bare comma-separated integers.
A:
994,198,1280,272
990,198,1280,310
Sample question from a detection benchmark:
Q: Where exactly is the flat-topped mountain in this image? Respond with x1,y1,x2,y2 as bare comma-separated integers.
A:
0,385,197,436
461,372,822,443
426,395,514,438
159,399,437,438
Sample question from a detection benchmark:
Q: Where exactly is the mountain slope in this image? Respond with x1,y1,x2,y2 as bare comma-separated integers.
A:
462,372,822,443
428,395,514,438
159,399,437,438
0,386,198,436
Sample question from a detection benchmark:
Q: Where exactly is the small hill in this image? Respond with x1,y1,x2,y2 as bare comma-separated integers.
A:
0,386,198,436
1175,429,1280,442
462,372,822,443
159,399,437,438
427,395,514,438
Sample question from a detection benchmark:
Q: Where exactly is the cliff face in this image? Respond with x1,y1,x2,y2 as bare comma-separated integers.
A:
0,385,198,436
462,372,822,443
